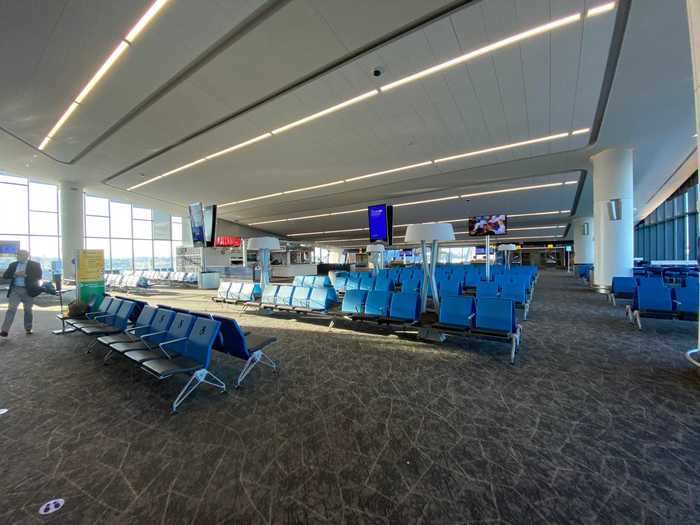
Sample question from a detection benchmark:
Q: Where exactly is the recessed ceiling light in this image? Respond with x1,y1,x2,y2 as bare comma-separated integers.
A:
435,132,569,164
587,3,616,18
380,13,581,92
271,90,379,135
38,0,171,150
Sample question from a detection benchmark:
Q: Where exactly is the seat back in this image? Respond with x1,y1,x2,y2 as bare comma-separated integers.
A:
341,289,367,315
309,287,336,311
389,292,420,322
134,305,157,328
637,276,665,289
674,286,699,314
439,296,475,329
475,298,516,334
226,281,243,301
238,282,259,301
275,285,295,306
212,315,249,359
114,301,136,329
217,281,231,299
637,286,673,312
167,312,196,339
302,275,316,287
500,282,527,304
182,318,221,369
359,274,375,291
315,275,332,287
364,290,392,318
291,286,312,308
104,299,122,317
476,281,499,298
149,308,176,332
334,274,348,292
261,285,279,304
345,274,361,291
400,273,422,293
438,278,461,299
94,296,112,314
293,275,305,286
611,276,636,295
373,275,394,292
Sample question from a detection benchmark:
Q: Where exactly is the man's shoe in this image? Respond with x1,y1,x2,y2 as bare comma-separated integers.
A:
25,330,32,335
0,332,7,337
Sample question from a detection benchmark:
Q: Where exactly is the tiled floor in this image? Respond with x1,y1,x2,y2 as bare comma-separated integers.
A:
0,270,698,524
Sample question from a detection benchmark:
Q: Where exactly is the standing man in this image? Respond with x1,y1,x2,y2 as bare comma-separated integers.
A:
1,250,43,336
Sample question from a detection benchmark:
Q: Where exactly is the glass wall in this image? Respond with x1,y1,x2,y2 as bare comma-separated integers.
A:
0,174,60,278
634,183,698,262
84,195,183,272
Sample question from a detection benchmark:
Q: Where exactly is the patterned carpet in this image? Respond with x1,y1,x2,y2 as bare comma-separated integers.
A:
0,270,698,524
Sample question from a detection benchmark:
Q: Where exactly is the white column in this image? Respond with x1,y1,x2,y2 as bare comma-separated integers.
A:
591,149,634,290
572,216,594,265
59,181,84,280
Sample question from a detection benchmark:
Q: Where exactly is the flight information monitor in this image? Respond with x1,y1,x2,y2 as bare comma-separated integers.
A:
368,204,393,244
188,202,206,247
468,214,507,236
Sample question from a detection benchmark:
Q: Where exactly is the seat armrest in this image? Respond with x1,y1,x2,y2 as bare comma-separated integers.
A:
158,337,188,358
467,313,475,319
140,330,166,342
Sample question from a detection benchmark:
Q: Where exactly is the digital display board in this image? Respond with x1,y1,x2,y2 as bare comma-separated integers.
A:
368,204,393,244
468,215,507,236
188,203,205,247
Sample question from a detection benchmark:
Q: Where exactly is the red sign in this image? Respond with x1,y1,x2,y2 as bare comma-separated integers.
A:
215,236,242,247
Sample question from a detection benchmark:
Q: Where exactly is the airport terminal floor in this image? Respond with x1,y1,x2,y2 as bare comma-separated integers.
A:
0,269,698,524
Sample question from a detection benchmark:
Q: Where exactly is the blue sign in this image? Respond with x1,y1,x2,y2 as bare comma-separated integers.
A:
0,241,19,255
51,260,63,275
368,204,388,242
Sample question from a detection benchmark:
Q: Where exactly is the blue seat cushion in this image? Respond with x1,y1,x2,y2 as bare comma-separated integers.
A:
364,291,392,318
475,298,516,335
389,292,420,322
342,289,367,315
438,296,474,329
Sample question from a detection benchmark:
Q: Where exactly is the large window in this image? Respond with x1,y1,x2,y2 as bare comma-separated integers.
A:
84,195,183,271
0,175,60,278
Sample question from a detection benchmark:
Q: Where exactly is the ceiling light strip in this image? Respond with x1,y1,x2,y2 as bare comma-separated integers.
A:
587,3,616,18
38,0,171,150
380,13,581,92
435,133,569,164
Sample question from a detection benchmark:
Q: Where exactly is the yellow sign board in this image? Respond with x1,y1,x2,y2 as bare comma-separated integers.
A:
78,249,105,282
546,244,555,249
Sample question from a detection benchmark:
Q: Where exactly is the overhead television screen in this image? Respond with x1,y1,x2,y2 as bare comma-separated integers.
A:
468,214,507,236
368,204,393,244
188,202,206,247
203,205,217,247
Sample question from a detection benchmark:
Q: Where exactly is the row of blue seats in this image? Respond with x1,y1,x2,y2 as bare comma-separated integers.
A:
339,290,522,363
213,281,262,304
625,285,698,330
292,274,332,287
260,284,337,311
609,276,698,305
62,295,278,411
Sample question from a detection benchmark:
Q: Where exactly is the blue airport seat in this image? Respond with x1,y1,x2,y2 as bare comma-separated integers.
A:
261,285,279,306
213,282,231,303
674,285,699,316
334,274,348,292
500,282,530,320
309,287,337,311
636,276,666,289
101,307,176,360
346,274,360,291
476,281,499,299
400,273,422,293
438,278,461,299
140,317,226,412
68,297,119,328
238,282,261,302
275,285,295,307
291,286,313,308
474,297,520,363
373,274,394,291
302,275,316,287
388,292,420,323
211,315,278,388
609,277,636,305
359,274,375,291
364,290,392,319
342,289,367,315
80,300,136,336
293,276,305,286
122,312,196,363
226,282,243,302
628,286,674,329
438,295,475,330
314,275,331,287
97,305,157,346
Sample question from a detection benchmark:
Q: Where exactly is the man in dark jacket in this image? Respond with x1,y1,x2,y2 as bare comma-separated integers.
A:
1,250,43,336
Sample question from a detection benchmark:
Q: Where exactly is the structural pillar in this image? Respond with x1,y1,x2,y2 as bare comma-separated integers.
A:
572,216,594,265
591,149,634,291
59,181,84,280
685,0,700,366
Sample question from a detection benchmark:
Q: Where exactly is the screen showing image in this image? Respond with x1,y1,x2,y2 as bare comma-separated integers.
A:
188,202,206,246
203,205,217,246
368,204,389,242
468,214,507,236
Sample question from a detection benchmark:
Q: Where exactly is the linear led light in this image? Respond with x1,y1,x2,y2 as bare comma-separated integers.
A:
393,195,460,208
571,128,590,135
248,208,365,226
345,161,433,182
271,90,379,135
380,13,581,92
587,3,615,18
206,133,272,161
564,180,578,185
461,181,570,198
508,210,567,218
435,132,569,164
288,227,368,237
125,0,170,43
282,180,346,195
509,225,566,231
38,0,171,150
128,157,207,190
